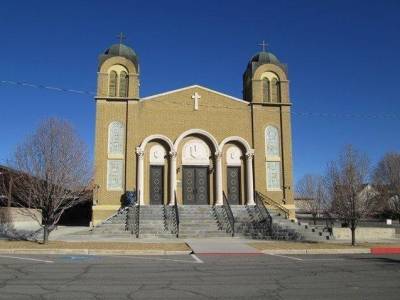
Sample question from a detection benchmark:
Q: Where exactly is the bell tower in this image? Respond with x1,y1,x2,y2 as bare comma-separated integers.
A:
244,42,295,218
243,42,289,104
92,36,140,225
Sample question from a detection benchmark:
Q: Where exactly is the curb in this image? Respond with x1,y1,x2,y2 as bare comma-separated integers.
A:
370,247,400,255
261,248,371,255
0,249,192,256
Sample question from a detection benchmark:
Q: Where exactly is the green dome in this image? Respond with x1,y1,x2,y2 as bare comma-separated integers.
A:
250,51,280,65
243,50,287,80
104,43,137,59
98,43,139,70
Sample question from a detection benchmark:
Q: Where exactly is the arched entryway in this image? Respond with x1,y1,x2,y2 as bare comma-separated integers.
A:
174,129,219,205
136,134,174,205
181,138,210,205
219,136,255,205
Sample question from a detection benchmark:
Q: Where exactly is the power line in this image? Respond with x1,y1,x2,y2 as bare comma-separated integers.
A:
1,79,399,119
0,80,95,95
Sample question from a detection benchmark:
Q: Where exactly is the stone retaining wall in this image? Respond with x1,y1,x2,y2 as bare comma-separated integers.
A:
333,227,396,241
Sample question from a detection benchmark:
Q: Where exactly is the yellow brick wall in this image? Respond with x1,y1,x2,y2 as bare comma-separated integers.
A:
92,56,295,223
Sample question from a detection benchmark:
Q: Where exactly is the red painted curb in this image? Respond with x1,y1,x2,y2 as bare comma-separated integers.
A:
371,247,400,255
194,253,263,256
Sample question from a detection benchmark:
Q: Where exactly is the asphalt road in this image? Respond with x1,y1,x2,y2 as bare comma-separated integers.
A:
0,253,399,299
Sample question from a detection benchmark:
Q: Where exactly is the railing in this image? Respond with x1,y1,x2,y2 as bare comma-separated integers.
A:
173,191,179,238
254,191,273,230
223,192,235,237
131,190,140,238
256,191,290,219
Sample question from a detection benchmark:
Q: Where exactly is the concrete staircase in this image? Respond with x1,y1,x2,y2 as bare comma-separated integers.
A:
178,206,230,238
91,208,131,237
136,205,176,238
91,204,332,241
231,205,299,240
269,208,332,241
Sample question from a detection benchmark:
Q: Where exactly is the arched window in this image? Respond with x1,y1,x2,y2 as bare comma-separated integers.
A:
266,126,280,157
262,78,270,103
109,71,117,97
271,78,280,103
265,126,281,190
108,121,124,157
119,71,129,97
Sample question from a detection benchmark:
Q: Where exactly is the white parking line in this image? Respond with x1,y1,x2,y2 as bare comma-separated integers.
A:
107,255,203,264
0,255,54,263
191,254,204,264
266,253,303,261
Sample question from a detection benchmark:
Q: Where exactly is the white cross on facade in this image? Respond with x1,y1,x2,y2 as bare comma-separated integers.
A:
191,92,201,111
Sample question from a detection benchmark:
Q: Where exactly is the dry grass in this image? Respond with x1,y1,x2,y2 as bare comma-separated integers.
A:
249,241,400,250
0,241,190,251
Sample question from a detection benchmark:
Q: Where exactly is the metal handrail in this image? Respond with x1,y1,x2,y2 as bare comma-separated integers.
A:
254,191,273,229
134,191,140,238
256,191,289,219
223,192,235,237
174,191,179,238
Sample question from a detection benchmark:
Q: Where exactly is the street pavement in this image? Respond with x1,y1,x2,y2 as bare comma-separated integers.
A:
0,253,398,299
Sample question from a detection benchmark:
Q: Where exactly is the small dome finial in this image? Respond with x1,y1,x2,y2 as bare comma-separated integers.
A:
116,32,127,44
258,40,268,52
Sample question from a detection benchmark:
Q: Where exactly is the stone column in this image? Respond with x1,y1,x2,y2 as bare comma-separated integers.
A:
136,147,145,205
215,151,223,206
169,151,177,205
246,150,255,205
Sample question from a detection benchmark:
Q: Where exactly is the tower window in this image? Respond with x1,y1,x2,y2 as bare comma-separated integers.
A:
262,78,270,103
109,71,117,97
119,71,129,97
271,78,280,103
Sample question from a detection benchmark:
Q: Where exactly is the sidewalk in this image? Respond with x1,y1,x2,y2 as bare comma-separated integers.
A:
1,226,399,256
0,240,192,256
249,241,400,255
186,238,261,254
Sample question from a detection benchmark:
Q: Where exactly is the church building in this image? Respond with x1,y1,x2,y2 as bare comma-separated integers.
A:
92,40,295,225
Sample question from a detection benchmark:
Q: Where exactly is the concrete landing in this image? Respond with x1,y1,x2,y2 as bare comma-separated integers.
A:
186,238,261,254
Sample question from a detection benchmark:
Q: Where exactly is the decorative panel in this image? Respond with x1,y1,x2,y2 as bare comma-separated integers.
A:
182,139,210,165
107,159,123,190
266,161,281,190
265,126,280,158
226,146,242,166
149,145,166,165
108,122,124,157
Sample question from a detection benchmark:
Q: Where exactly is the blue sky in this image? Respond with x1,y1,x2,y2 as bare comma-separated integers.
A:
0,0,399,183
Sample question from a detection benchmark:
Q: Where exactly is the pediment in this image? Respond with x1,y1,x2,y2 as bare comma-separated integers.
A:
140,85,249,108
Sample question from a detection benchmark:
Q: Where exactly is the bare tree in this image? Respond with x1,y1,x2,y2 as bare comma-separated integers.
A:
296,174,327,225
373,152,400,221
326,145,373,246
9,118,92,243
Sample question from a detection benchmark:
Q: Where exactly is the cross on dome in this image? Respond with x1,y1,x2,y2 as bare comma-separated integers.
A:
258,40,268,52
117,32,127,44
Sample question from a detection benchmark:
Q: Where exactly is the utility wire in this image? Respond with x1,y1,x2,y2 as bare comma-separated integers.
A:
1,79,399,119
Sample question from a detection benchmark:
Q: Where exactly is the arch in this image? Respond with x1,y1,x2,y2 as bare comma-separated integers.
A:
174,129,219,152
139,134,174,152
253,63,287,82
218,136,251,153
98,56,138,74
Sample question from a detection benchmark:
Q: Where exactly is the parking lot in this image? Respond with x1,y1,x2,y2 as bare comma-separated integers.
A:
0,253,399,299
